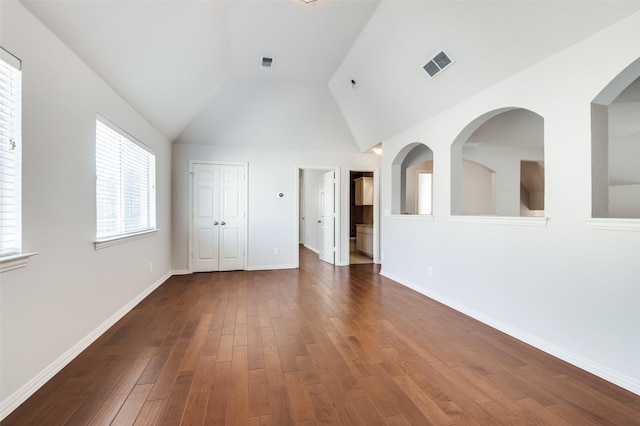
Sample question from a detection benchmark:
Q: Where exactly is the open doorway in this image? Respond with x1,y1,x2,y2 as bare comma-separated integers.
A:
350,171,374,264
298,167,340,266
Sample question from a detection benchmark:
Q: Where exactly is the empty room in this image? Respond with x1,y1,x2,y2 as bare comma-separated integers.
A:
1,0,639,424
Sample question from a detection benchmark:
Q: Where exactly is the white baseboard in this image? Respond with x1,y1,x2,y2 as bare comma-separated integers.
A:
379,269,640,397
0,271,173,421
171,269,190,275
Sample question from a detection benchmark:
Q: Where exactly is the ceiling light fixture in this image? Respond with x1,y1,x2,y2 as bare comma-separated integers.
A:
299,0,317,3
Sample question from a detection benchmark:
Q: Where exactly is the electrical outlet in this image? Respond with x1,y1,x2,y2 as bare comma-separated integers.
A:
149,262,153,272
427,265,433,276
273,248,279,255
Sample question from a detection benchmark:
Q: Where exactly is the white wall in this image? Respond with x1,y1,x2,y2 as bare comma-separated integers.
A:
609,99,640,217
175,75,359,153
609,184,640,218
172,144,380,271
380,11,640,394
462,160,495,214
0,1,172,416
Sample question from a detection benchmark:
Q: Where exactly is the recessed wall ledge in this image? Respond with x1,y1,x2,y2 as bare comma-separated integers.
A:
390,214,435,222
0,252,38,273
585,218,640,232
449,216,549,227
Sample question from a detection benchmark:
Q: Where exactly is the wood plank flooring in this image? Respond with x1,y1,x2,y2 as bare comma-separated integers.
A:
3,246,640,425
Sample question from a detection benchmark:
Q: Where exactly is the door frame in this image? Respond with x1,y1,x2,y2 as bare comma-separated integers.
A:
348,167,380,264
416,169,433,215
296,165,341,267
188,160,249,273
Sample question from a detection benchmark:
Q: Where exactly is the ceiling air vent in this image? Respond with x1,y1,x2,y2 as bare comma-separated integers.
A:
422,50,453,78
260,56,273,71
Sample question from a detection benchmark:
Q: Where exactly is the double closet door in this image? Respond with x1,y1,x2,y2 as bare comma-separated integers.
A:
192,163,246,272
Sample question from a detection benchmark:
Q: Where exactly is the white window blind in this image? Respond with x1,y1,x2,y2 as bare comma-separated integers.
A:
0,48,22,257
96,117,156,240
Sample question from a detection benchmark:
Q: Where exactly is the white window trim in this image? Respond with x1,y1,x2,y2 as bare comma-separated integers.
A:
1,47,24,262
0,252,37,273
95,115,157,241
94,229,158,250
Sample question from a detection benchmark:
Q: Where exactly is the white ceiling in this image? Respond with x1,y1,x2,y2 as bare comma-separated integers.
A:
21,0,380,143
330,1,640,150
19,0,640,151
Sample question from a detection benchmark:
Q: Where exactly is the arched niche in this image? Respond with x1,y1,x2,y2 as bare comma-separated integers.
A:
591,57,640,218
391,142,434,215
451,108,545,216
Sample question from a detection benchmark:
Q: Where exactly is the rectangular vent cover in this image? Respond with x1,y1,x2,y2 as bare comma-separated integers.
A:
422,50,453,78
260,56,273,70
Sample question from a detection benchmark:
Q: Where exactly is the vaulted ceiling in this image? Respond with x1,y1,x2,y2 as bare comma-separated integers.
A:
20,0,640,152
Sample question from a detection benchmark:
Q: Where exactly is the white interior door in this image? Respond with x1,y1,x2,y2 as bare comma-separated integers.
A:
193,164,220,272
319,170,335,264
218,165,245,271
192,163,245,272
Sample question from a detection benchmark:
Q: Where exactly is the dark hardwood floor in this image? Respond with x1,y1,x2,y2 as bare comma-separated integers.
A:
3,246,639,425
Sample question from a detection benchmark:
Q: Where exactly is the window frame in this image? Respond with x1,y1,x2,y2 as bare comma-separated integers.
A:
95,115,157,248
0,47,22,257
0,47,36,272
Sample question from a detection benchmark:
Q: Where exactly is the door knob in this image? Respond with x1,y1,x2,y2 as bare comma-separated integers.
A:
213,221,219,225
221,221,226,226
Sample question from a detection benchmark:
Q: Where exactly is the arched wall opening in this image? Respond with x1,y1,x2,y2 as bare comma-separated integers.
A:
391,142,434,215
451,108,545,216
591,57,640,218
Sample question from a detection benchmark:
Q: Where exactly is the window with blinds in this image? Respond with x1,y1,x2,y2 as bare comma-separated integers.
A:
96,116,156,240
0,48,22,257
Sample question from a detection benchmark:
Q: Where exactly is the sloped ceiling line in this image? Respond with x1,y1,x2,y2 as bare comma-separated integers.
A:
20,0,640,151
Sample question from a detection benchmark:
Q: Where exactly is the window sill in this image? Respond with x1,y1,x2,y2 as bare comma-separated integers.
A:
390,214,435,222
94,229,158,250
0,252,38,273
449,215,549,227
585,218,640,232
